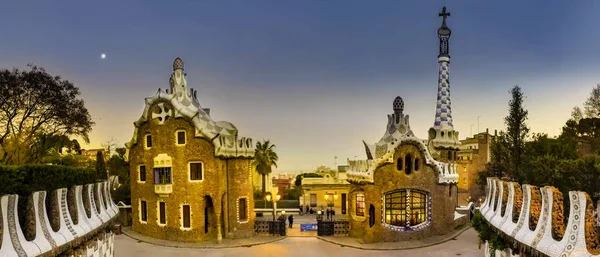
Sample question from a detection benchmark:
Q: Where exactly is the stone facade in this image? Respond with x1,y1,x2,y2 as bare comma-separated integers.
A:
344,7,465,243
456,129,495,204
126,58,255,243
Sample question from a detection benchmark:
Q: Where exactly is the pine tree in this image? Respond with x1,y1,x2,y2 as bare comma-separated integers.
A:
504,85,529,182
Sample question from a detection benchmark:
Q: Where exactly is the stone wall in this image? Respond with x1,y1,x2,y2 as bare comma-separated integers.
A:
347,143,458,243
0,181,118,257
480,177,600,257
129,113,254,243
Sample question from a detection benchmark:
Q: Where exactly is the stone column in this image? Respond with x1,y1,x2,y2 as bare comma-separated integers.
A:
216,212,223,244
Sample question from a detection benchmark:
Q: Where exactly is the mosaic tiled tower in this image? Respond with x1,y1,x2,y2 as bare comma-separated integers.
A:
428,6,461,160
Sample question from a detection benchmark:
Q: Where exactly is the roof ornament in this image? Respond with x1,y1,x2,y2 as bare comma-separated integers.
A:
173,57,184,71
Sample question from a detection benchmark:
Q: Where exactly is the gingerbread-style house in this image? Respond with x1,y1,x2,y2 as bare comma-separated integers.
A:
125,58,255,243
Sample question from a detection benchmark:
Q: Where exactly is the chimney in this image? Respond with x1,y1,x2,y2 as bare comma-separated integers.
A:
486,128,489,134
494,130,497,136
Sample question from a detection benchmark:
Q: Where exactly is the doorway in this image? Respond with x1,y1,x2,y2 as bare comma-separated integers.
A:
341,193,347,214
204,195,214,234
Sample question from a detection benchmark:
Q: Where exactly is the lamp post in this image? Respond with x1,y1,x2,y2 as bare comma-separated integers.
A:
265,192,281,222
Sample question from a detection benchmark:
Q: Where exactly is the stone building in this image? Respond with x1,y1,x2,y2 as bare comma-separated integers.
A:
456,129,495,204
345,7,464,243
301,165,351,215
125,58,255,243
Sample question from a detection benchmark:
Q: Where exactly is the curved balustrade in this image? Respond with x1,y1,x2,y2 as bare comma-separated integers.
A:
481,178,600,257
0,181,118,257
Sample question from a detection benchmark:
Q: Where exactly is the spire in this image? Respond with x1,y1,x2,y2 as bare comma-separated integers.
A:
168,57,201,109
437,6,452,58
428,6,460,152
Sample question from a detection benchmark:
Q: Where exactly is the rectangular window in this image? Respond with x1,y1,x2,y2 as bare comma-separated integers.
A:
356,193,365,216
177,131,186,145
182,205,191,228
239,198,247,221
146,135,152,148
159,202,166,225
154,167,172,184
189,162,203,181
139,165,146,182
310,194,317,207
140,200,147,222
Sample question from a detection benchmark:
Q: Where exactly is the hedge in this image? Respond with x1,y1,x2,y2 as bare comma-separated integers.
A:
0,164,98,196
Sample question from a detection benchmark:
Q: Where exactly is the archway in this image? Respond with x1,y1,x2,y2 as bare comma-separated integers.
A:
204,195,215,235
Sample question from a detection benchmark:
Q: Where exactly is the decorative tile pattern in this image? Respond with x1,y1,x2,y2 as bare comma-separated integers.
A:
38,191,57,248
561,192,579,257
433,60,454,128
512,185,528,238
7,195,27,257
61,188,77,237
531,189,548,247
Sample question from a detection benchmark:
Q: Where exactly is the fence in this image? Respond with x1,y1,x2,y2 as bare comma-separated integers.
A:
317,220,349,236
254,200,300,209
254,220,286,236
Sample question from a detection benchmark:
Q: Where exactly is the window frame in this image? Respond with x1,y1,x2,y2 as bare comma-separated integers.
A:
180,203,192,230
158,201,167,226
237,197,249,223
175,130,186,146
188,161,204,182
138,165,146,183
145,134,152,149
139,200,148,224
154,167,172,185
382,189,431,231
356,193,365,217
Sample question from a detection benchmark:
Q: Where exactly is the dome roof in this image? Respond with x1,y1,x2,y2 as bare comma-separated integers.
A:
173,57,184,71
393,96,404,112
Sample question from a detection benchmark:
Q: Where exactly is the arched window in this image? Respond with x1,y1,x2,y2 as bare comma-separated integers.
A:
414,158,419,171
396,158,403,171
404,154,412,175
384,189,428,227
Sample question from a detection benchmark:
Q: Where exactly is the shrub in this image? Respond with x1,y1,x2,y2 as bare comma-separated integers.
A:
0,164,97,196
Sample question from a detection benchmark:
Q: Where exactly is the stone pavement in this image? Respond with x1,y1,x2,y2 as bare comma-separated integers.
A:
115,228,484,257
122,227,285,248
317,225,472,250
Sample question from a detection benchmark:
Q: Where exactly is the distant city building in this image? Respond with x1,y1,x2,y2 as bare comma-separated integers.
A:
125,58,255,243
301,165,350,215
344,7,468,243
456,129,495,204
80,148,109,160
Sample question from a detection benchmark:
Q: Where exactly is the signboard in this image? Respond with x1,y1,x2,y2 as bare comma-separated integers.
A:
300,224,318,232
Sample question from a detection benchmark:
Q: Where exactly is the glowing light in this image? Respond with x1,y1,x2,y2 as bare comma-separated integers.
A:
101,53,106,59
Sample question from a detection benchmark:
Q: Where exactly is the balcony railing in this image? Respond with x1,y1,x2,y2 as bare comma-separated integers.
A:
155,184,172,197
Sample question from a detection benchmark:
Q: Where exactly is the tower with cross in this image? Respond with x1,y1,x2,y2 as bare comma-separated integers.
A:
428,6,461,161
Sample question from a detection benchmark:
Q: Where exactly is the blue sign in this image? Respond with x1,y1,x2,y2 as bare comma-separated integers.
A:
300,224,318,232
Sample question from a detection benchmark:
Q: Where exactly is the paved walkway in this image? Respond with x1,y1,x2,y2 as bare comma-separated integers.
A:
122,227,285,248
317,225,471,250
115,228,484,257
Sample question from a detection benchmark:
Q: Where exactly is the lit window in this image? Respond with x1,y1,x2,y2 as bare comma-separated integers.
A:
189,162,203,181
145,134,152,148
384,189,427,227
356,193,365,216
176,130,186,145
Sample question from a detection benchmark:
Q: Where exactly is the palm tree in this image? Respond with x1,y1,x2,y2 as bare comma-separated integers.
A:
253,140,279,195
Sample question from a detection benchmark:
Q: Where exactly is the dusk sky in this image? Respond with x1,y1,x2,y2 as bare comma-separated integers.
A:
1,1,599,173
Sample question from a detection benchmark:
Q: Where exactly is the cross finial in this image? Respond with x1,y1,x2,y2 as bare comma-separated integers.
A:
439,6,450,19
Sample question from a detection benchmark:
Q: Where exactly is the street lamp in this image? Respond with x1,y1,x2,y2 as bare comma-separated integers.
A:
265,192,281,221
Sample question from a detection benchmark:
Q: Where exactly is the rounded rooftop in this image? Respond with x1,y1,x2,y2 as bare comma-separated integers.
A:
173,57,184,71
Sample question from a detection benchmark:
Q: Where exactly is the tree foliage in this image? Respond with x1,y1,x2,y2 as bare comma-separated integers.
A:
504,85,529,182
0,65,94,164
95,151,106,180
252,140,279,194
